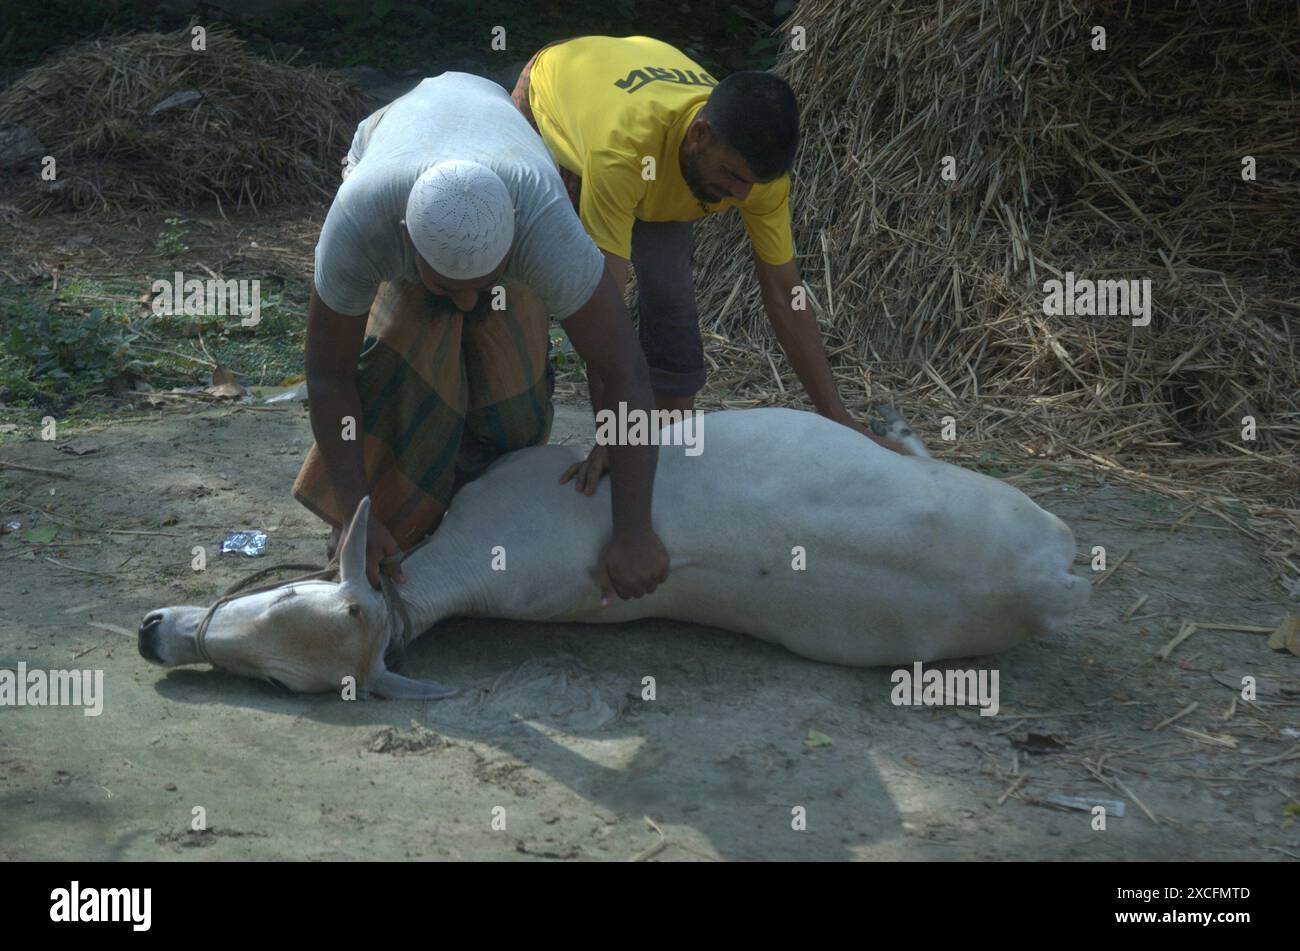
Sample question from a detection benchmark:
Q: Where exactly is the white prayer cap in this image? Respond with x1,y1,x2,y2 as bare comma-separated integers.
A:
404,160,514,280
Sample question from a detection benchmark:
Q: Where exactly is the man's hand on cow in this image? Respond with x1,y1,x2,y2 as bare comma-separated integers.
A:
595,528,670,603
351,514,405,591
837,414,906,455
559,443,610,495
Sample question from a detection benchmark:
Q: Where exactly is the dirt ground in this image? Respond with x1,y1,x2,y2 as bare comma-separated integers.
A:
1,401,1297,861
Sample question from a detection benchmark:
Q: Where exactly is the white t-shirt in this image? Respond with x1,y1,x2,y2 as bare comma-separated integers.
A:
313,73,604,320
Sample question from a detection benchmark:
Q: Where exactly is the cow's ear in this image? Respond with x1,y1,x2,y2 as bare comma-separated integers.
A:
338,496,371,585
371,668,458,701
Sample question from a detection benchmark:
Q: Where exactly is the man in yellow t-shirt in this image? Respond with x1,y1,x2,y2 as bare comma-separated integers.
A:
511,35,898,490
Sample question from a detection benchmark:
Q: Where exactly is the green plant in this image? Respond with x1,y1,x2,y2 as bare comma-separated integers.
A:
155,217,189,257
1,294,150,398
973,450,1012,479
549,325,581,368
746,33,782,69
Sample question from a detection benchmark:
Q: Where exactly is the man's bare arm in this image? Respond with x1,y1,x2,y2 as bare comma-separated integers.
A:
562,268,668,599
304,287,370,521
563,265,654,538
582,251,630,415
754,255,850,419
756,254,902,452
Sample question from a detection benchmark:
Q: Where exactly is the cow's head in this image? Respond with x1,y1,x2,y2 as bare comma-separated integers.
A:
138,497,453,699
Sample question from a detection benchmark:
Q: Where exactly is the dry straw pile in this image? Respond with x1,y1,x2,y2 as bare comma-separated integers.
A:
0,26,368,215
691,0,1298,587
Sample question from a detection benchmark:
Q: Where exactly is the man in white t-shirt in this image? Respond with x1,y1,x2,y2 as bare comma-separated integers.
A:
293,73,669,602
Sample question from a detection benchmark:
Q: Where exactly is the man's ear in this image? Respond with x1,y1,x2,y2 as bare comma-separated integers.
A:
686,116,712,148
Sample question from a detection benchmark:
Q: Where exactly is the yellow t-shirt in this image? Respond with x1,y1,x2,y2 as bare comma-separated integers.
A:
528,35,795,265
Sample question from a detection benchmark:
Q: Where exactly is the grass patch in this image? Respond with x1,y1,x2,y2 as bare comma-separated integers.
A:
0,275,310,418
972,450,1015,479
549,324,588,389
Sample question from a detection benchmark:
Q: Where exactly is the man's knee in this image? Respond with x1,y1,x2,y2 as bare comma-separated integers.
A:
630,219,704,397
465,375,553,453
637,284,705,397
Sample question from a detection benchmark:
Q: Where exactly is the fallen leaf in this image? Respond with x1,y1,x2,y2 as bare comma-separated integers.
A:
1267,614,1300,657
804,730,833,748
203,366,246,400
204,383,246,400
54,442,102,456
24,524,59,545
211,365,239,386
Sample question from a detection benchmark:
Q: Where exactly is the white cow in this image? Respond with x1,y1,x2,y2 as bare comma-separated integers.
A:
138,408,1090,697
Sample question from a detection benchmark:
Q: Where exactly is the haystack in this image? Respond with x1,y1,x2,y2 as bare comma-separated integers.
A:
0,26,369,214
691,0,1289,582
693,1,1298,492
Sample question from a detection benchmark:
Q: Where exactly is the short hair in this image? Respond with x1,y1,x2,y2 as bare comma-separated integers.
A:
701,71,800,179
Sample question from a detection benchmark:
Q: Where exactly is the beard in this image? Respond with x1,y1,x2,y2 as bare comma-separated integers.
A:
683,158,724,205
429,287,497,321
460,291,497,321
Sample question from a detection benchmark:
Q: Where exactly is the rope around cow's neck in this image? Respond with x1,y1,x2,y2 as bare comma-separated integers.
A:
192,533,434,671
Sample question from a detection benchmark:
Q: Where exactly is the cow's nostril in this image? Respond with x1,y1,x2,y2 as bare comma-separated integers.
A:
138,613,164,664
